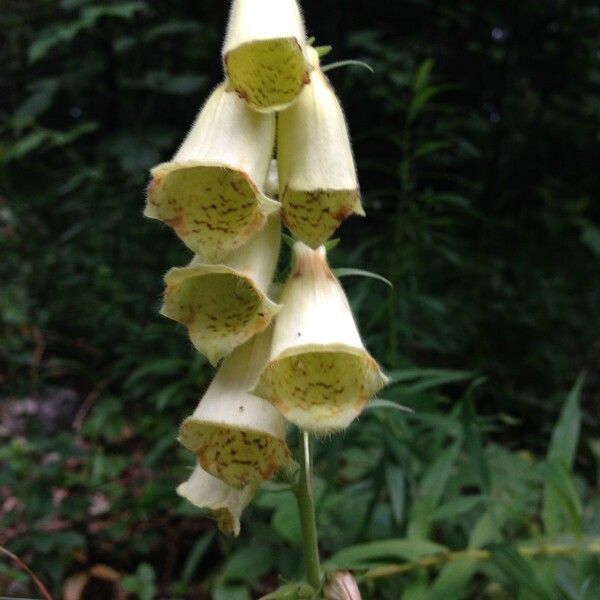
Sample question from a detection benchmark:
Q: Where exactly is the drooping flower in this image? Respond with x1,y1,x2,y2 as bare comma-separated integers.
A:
161,214,281,365
145,83,278,262
254,242,388,434
223,0,311,112
177,464,254,537
179,328,290,489
323,571,362,600
277,47,364,248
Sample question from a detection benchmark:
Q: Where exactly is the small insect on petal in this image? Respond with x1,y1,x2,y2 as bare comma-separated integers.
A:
180,328,291,489
254,243,388,434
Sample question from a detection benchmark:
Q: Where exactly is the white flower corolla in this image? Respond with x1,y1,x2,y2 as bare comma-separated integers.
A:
253,242,388,434
277,47,364,248
145,83,278,262
160,215,281,366
177,464,254,537
179,328,290,489
323,571,362,600
223,0,311,112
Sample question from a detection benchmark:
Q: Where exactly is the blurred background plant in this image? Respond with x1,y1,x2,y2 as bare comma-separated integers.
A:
1,0,599,598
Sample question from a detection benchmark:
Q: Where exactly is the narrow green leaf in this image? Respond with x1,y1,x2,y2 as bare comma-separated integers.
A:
322,59,374,74
489,544,554,600
412,58,434,92
431,495,486,521
579,576,600,600
548,373,585,466
385,464,406,524
333,267,393,288
326,539,447,569
182,533,214,583
461,395,492,494
365,399,414,413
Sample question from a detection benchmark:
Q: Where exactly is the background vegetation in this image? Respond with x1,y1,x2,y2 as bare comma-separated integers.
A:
1,0,599,598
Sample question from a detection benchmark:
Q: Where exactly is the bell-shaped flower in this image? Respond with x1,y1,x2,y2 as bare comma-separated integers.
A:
253,242,388,433
323,572,362,600
161,215,281,365
223,0,311,112
177,464,254,537
277,48,364,248
145,83,278,262
180,328,291,489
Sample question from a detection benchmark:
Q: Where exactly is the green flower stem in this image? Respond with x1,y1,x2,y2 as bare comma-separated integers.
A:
360,537,600,582
295,430,322,590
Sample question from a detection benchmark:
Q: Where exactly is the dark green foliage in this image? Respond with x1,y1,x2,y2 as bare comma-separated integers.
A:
0,0,598,598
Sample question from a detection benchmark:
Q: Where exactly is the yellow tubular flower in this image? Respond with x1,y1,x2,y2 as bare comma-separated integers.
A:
145,83,278,262
223,0,311,112
177,464,254,537
254,242,388,434
161,215,281,366
277,47,364,248
179,328,291,489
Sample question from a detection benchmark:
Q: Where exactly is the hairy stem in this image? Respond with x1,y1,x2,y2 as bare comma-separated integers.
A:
295,430,321,590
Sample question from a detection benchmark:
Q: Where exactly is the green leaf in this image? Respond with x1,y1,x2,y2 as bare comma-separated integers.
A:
431,495,486,521
489,544,554,600
541,460,583,535
326,538,447,569
387,368,475,393
414,140,451,158
385,464,406,524
461,395,492,494
543,374,585,536
220,543,274,585
364,399,414,413
429,558,477,600
412,58,434,92
581,225,600,256
214,585,250,600
333,268,393,288
579,577,600,600
182,533,214,583
407,441,461,539
322,59,375,74
548,373,585,466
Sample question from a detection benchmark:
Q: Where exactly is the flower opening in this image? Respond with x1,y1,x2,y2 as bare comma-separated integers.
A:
223,0,311,112
145,83,277,262
253,242,388,433
179,328,290,488
161,215,281,365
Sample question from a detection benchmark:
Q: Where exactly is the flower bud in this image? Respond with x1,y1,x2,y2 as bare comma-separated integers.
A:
161,215,281,365
323,572,362,600
180,328,290,489
145,83,278,262
223,0,311,112
177,464,254,537
277,48,364,248
253,242,388,433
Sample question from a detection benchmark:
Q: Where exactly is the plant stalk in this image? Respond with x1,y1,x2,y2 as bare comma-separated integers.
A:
295,430,322,590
